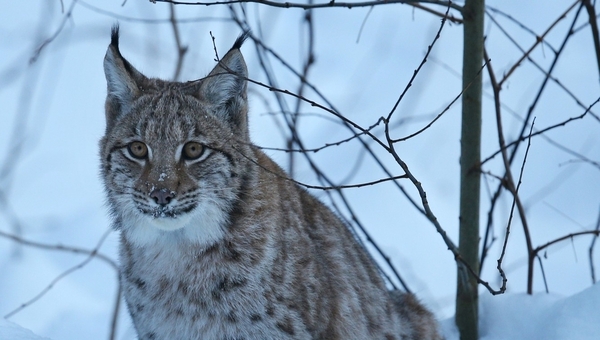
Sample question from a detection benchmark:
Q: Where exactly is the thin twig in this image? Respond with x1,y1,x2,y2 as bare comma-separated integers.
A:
485,49,534,294
407,2,462,23
2,229,118,318
481,96,600,166
154,0,463,12
108,280,122,340
169,3,189,81
30,0,78,64
536,255,549,293
488,12,599,123
253,117,384,154
582,0,600,84
79,1,231,23
391,60,486,143
385,2,450,124
534,231,600,258
506,2,585,169
589,205,600,283
209,31,220,62
498,0,579,87
288,1,315,176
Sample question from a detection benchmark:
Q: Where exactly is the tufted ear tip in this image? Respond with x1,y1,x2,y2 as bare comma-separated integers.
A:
111,24,120,50
103,25,146,129
193,35,250,136
230,30,250,51
199,46,248,106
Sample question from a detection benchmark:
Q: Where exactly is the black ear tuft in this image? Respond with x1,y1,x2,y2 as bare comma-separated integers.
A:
111,24,120,50
104,24,148,130
230,30,250,51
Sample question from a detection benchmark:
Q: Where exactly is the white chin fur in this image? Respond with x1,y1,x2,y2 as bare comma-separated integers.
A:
121,203,228,247
149,215,192,231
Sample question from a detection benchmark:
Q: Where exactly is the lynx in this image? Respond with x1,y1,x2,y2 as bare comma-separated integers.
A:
100,26,441,340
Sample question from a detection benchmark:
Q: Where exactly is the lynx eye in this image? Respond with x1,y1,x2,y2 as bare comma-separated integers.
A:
182,142,204,160
127,141,148,159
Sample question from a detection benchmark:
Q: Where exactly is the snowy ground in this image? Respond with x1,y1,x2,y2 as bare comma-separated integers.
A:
1,0,600,339
3,283,600,339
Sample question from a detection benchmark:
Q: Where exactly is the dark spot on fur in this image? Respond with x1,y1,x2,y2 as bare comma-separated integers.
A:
266,305,274,317
226,310,237,323
250,313,262,322
368,318,381,333
135,304,144,312
224,242,241,261
133,278,146,290
212,289,222,301
276,317,295,335
217,276,247,292
178,281,189,296
145,332,157,340
190,292,208,307
385,334,396,340
203,243,219,257
158,276,169,290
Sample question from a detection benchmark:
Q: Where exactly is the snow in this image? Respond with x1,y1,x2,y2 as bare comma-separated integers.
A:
3,283,600,339
1,0,600,339
0,319,52,340
441,283,600,340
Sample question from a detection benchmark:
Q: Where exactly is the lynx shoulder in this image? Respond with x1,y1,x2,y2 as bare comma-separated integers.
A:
100,26,442,340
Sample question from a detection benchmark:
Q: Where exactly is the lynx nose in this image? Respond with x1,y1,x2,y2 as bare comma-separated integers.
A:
150,188,175,206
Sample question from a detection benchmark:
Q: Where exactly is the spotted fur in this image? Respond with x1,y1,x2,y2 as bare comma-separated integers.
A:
100,26,441,340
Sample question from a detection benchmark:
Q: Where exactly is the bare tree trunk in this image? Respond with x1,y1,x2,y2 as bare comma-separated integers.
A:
456,0,484,339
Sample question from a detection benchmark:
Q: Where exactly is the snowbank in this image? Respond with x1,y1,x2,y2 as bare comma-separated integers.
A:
0,319,52,340
3,283,599,339
441,283,600,340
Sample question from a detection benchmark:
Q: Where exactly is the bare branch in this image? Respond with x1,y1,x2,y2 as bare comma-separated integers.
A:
481,96,600,166
408,2,462,23
254,117,385,154
385,2,450,124
505,2,586,169
79,1,231,22
0,229,118,269
485,49,533,294
498,0,579,87
391,60,485,143
2,229,118,318
152,0,463,12
582,0,600,84
30,0,77,64
169,3,189,81
590,206,600,284
534,230,600,258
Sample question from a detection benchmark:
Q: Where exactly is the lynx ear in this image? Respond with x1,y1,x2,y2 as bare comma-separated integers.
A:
103,25,147,129
196,32,249,134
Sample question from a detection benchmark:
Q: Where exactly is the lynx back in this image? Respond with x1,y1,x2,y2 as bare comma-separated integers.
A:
100,26,441,340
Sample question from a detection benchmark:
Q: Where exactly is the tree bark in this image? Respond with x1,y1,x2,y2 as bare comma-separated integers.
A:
456,0,484,339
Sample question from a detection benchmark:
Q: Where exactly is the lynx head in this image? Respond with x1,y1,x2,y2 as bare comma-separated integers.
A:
100,26,253,247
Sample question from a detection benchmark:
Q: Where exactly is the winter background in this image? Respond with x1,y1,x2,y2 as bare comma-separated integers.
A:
1,0,600,339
